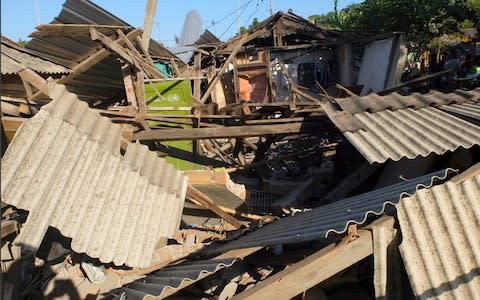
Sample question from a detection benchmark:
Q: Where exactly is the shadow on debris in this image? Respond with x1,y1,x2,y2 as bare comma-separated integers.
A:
418,267,480,299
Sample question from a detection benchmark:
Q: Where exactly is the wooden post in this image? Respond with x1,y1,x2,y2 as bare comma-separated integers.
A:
122,65,138,110
193,52,202,99
200,29,268,103
141,0,158,50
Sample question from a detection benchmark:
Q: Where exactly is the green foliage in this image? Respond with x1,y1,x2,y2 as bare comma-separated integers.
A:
17,39,28,46
310,0,480,53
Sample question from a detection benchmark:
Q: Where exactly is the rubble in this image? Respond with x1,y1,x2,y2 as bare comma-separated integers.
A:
1,0,480,299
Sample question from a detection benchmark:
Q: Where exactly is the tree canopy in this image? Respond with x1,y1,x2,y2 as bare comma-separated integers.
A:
310,0,480,53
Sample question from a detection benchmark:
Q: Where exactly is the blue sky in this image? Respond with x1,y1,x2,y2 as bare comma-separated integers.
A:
1,0,359,47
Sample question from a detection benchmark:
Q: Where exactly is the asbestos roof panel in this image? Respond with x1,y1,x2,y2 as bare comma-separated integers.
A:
206,169,453,254
440,102,480,121
343,107,480,164
118,258,236,299
1,41,71,75
0,83,188,268
396,169,480,299
336,89,480,115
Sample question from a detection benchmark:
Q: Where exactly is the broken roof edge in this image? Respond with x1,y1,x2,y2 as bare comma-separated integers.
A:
119,258,237,300
202,168,456,255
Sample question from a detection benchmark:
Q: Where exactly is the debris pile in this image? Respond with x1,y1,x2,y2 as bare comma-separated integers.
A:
1,1,479,299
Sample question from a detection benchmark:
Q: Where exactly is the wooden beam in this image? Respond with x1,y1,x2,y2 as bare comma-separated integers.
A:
233,229,374,300
90,28,164,79
141,0,158,50
122,65,138,110
17,68,48,95
200,29,268,103
133,121,320,141
28,29,142,101
187,185,243,229
193,52,202,99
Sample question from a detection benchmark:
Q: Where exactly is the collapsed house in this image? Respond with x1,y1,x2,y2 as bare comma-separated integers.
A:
1,0,480,299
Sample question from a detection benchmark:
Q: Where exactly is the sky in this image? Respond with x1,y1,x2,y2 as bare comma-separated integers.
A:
1,0,359,47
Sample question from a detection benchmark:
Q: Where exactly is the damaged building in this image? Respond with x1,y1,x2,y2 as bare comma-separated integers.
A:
1,0,479,300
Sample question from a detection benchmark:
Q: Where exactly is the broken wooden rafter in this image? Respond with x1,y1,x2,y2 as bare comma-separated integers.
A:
141,0,158,50
232,229,374,300
89,28,165,79
187,185,243,229
28,29,143,101
200,28,269,103
133,121,321,141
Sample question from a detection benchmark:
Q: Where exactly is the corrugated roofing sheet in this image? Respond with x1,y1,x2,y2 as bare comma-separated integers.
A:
24,0,182,104
118,258,236,299
1,83,188,268
206,169,453,254
343,106,480,163
322,89,480,163
1,37,71,75
440,102,480,122
397,168,480,299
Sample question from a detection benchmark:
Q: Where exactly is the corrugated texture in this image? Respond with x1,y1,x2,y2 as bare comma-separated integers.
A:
1,37,71,75
336,89,480,115
24,0,182,104
343,106,480,163
1,83,188,268
396,171,480,299
206,169,453,254
118,258,236,300
440,102,480,121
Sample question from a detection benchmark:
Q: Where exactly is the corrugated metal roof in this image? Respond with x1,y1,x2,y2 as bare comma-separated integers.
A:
396,168,480,299
206,169,453,254
343,107,480,163
1,37,71,75
24,0,182,104
1,83,188,268
117,258,236,299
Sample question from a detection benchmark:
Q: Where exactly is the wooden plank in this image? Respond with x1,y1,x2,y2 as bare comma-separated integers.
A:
122,65,138,110
136,71,146,116
141,0,158,50
187,185,243,229
193,52,202,99
32,24,133,38
90,28,164,79
133,121,319,141
1,116,27,142
17,68,48,95
28,29,143,101
200,29,269,103
233,230,374,300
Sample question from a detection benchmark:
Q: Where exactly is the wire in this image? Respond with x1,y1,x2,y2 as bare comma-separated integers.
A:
243,0,261,29
207,0,255,29
219,0,254,39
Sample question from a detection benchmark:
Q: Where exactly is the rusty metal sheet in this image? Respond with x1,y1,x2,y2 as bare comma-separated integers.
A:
1,83,187,268
397,169,480,299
